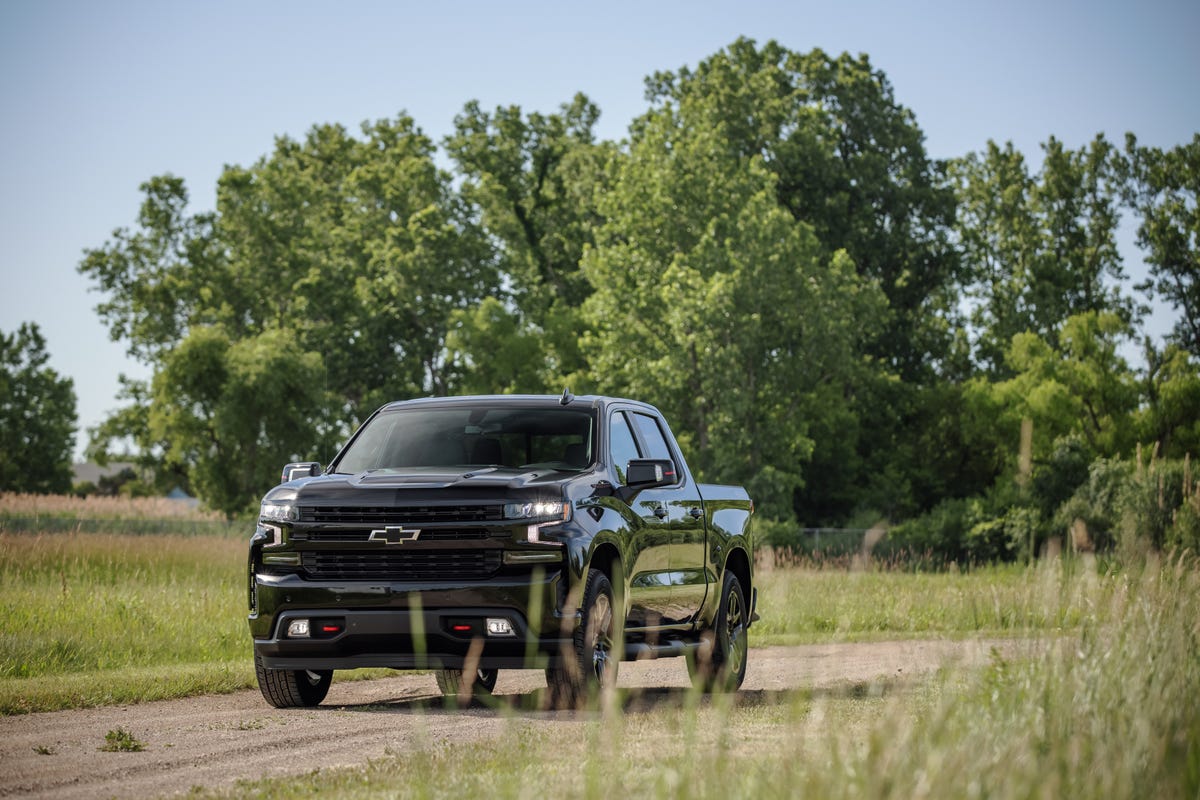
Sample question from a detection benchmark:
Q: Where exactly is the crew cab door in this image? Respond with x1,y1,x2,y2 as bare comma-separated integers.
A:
608,409,674,628
625,411,708,625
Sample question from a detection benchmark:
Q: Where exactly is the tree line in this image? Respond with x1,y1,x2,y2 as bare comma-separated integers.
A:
5,38,1197,555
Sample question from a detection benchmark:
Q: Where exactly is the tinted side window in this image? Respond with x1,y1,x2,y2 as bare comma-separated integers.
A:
608,411,642,483
632,412,674,463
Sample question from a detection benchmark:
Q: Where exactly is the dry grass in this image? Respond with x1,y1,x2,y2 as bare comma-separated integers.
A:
0,492,224,521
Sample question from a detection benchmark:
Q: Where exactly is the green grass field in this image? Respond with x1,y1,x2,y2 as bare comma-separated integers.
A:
175,554,1195,800
2,501,1197,797
1,522,1073,714
0,531,253,713
198,556,1200,800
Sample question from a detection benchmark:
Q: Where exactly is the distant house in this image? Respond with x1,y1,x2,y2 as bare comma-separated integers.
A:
166,486,200,508
71,462,138,486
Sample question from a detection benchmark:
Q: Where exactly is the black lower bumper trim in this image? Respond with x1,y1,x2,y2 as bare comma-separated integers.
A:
257,652,569,671
253,607,573,671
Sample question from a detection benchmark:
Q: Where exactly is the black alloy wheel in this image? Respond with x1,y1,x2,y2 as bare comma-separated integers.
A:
546,568,620,707
687,570,748,692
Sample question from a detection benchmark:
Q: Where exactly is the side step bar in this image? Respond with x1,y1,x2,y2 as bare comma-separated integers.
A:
623,639,700,660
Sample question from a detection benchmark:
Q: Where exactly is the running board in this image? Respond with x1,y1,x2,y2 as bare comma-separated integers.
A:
623,640,700,660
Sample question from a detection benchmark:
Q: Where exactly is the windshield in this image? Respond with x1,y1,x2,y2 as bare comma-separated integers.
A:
333,405,595,474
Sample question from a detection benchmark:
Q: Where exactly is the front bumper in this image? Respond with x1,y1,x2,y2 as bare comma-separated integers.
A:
250,567,575,671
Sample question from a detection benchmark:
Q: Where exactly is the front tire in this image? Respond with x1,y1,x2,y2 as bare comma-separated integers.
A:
688,570,748,692
254,652,332,708
546,568,619,708
435,668,498,697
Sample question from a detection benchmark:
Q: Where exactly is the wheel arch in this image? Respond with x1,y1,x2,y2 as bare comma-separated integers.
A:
587,541,623,584
723,545,752,620
586,541,625,610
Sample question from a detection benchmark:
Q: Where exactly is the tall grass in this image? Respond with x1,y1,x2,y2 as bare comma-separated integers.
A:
753,557,1087,643
204,556,1200,800
0,531,252,713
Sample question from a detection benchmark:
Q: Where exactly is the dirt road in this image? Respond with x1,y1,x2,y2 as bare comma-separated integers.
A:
0,639,1023,799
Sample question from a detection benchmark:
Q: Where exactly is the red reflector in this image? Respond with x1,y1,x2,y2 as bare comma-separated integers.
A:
321,625,341,633
451,624,472,632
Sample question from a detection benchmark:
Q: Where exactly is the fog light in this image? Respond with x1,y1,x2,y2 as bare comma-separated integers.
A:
287,619,310,638
486,617,515,637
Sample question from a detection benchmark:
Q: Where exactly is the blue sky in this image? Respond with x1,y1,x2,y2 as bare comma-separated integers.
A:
1,0,1198,458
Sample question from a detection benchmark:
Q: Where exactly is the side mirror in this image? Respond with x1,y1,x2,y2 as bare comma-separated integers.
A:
281,462,322,484
625,458,676,489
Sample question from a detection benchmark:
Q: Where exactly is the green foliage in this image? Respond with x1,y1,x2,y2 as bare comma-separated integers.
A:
645,38,959,381
884,496,1006,565
0,323,77,494
73,39,1200,539
81,117,496,511
582,93,885,515
973,311,1139,464
1050,453,1200,554
1029,435,1092,518
635,37,966,523
1138,342,1200,458
147,326,326,518
445,95,610,393
954,136,1135,375
891,447,1200,565
1172,467,1200,553
100,727,146,752
1126,133,1200,355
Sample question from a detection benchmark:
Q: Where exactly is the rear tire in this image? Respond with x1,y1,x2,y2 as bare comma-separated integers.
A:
254,652,332,708
546,568,619,708
687,570,748,692
435,668,498,697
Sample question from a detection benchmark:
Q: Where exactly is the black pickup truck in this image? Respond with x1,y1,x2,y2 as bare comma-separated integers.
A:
247,393,755,707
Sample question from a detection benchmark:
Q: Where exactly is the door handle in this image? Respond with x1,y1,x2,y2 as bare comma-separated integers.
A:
653,506,668,520
688,507,703,519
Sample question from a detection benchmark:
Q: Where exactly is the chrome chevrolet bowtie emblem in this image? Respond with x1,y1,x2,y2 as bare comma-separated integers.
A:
369,526,421,544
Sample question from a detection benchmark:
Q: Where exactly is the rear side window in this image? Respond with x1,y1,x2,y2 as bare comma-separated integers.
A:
608,412,642,483
631,412,674,463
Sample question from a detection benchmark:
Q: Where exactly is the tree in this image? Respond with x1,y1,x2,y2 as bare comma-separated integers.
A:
953,135,1135,376
636,39,977,522
1137,341,1200,459
80,115,496,512
1126,133,1200,355
972,311,1140,466
148,326,325,518
0,323,77,493
644,38,960,382
952,142,1042,373
444,95,612,391
582,89,885,518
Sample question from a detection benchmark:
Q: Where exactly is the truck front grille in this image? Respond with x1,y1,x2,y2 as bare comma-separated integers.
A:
302,528,493,543
298,505,504,524
300,550,503,581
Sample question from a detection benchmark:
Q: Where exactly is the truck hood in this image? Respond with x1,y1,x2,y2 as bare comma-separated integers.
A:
267,466,577,507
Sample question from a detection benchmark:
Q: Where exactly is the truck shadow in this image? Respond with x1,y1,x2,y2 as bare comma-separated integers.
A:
337,676,913,717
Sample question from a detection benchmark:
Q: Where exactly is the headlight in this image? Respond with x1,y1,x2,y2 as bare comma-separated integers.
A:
503,501,570,523
260,499,298,522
